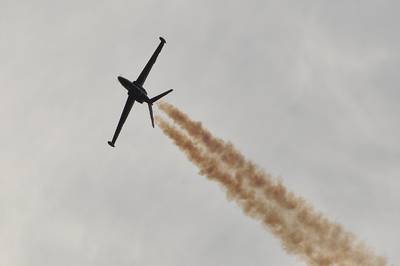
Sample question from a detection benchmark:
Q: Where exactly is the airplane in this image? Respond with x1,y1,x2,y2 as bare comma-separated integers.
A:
108,37,173,147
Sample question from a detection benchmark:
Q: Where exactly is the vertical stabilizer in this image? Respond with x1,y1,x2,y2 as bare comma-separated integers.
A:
148,103,155,128
148,89,173,128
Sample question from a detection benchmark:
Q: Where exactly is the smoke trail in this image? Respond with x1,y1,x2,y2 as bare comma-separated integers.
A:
156,102,386,266
156,102,354,254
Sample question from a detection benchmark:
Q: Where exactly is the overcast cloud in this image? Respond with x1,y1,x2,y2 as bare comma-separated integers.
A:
1,1,399,265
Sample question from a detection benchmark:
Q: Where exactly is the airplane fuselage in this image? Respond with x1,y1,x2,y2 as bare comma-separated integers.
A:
108,37,172,147
118,76,149,104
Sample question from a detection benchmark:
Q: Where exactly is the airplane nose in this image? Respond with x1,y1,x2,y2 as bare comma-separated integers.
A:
118,76,129,86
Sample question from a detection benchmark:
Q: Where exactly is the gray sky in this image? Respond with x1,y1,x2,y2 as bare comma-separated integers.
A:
1,0,399,265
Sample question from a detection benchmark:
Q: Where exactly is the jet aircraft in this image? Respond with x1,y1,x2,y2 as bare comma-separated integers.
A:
108,37,173,147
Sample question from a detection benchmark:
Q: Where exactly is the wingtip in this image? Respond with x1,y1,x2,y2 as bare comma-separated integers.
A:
108,141,115,147
159,37,166,43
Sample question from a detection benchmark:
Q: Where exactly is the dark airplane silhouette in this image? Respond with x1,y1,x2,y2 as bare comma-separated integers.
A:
108,37,173,147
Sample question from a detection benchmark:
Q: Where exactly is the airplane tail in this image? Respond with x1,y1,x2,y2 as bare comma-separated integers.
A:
150,89,173,104
148,89,173,128
148,103,155,128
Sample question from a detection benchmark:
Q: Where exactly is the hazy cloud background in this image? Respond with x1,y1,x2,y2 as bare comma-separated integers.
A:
1,0,399,265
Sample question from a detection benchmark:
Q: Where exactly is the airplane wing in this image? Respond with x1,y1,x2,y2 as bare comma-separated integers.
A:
108,96,135,147
135,37,166,87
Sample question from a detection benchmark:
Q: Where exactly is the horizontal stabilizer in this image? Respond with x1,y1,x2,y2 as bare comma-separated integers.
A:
150,89,173,103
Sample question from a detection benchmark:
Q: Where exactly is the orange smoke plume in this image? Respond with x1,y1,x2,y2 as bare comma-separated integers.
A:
156,102,386,266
